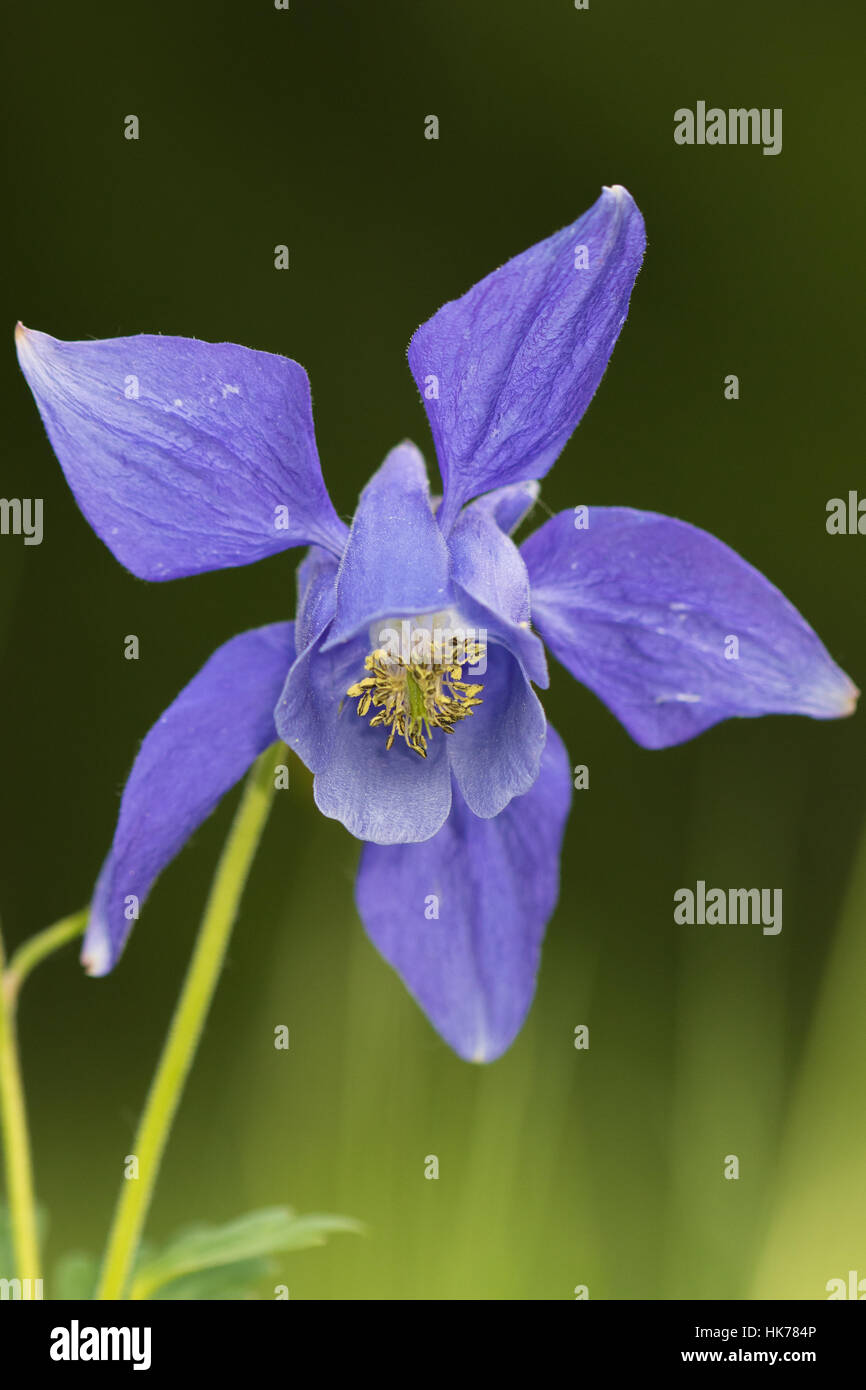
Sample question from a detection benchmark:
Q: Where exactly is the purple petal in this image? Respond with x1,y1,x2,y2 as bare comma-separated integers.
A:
272,545,344,771
275,627,366,775
323,442,451,650
313,696,452,844
408,187,646,532
448,504,548,686
16,327,346,579
294,544,339,655
356,724,572,1061
522,508,859,749
470,479,540,535
448,642,548,817
81,622,294,975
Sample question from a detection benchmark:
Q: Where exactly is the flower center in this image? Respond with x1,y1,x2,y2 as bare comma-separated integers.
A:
346,624,486,758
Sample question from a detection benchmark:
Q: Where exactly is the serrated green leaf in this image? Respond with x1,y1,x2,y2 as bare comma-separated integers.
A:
151,1257,269,1300
270,1211,366,1250
130,1206,363,1300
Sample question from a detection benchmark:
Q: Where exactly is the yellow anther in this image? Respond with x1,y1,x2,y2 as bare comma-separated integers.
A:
345,636,486,757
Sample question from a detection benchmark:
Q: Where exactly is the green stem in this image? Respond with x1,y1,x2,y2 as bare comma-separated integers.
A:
95,741,285,1301
0,927,41,1283
5,908,88,1006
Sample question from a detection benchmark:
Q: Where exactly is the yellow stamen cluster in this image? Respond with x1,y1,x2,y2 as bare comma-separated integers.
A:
346,637,485,758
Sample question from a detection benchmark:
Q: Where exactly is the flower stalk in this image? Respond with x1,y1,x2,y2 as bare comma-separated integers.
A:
95,740,285,1300
0,907,89,1283
5,907,88,1007
0,925,42,1283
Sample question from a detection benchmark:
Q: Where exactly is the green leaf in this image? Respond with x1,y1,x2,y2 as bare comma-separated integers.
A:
267,1211,367,1250
151,1258,269,1301
130,1206,363,1300
53,1251,99,1300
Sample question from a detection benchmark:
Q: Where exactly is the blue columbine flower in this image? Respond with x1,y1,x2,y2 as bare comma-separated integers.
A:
15,186,857,1062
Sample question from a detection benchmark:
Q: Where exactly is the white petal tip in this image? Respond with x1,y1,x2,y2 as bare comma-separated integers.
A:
81,936,110,977
838,683,860,717
14,322,34,354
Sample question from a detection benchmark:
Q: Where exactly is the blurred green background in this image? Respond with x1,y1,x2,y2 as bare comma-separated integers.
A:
2,0,864,1299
